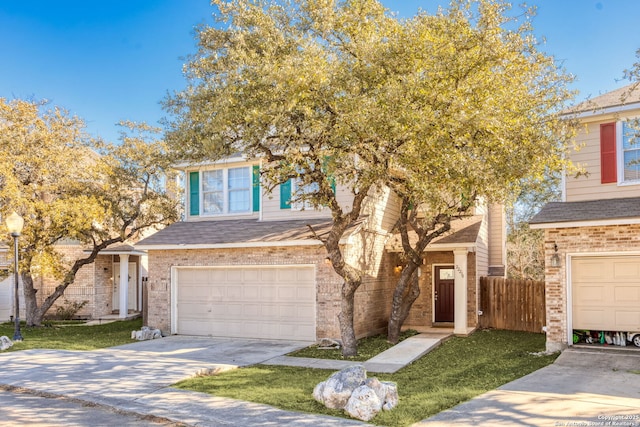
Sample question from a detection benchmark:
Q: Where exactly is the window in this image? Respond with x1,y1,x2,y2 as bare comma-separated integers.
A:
291,178,320,211
622,121,640,182
190,166,257,216
600,120,640,185
203,170,224,214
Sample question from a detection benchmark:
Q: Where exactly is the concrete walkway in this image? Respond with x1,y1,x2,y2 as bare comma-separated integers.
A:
263,332,451,373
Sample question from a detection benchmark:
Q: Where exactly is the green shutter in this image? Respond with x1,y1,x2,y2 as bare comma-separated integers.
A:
252,165,260,212
322,156,336,195
189,171,200,216
280,179,292,209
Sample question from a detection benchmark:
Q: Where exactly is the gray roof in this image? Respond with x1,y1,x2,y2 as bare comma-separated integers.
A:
386,215,483,251
566,83,640,114
135,218,348,247
530,197,640,225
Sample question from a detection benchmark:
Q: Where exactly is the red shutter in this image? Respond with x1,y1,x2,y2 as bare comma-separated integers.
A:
600,122,617,184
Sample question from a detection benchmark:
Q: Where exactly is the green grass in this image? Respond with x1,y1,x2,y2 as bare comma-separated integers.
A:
288,329,419,361
0,318,142,351
175,329,558,426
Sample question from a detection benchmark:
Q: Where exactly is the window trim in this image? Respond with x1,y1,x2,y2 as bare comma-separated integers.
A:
190,164,257,217
618,120,640,185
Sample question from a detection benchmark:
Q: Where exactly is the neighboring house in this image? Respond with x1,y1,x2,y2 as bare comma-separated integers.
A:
0,240,146,322
0,246,13,320
136,155,507,341
531,83,640,352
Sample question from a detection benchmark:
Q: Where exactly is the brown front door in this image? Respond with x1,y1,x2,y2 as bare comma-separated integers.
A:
434,266,455,322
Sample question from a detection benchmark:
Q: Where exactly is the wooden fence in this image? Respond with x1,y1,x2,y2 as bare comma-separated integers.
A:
478,277,545,333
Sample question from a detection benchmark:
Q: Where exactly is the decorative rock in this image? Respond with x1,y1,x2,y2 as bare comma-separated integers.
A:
344,385,382,421
381,381,399,411
313,365,399,421
364,377,386,403
321,365,367,409
317,338,341,349
131,326,162,341
0,336,12,351
363,378,399,411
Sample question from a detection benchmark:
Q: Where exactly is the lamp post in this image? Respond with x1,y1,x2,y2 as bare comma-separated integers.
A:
5,212,24,341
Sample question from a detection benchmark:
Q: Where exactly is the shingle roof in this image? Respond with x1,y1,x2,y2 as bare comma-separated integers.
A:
135,218,355,247
385,215,483,251
530,197,640,225
566,83,640,114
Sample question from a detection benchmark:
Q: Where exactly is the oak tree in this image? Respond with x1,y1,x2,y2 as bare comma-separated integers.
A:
0,99,179,326
165,0,577,353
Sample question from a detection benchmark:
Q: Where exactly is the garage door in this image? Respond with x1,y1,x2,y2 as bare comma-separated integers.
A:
174,265,316,340
572,256,640,331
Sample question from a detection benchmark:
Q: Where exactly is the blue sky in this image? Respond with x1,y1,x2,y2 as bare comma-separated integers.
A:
1,1,638,144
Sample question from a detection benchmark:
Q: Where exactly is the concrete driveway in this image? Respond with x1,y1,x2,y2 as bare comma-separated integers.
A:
416,347,640,426
0,336,368,426
0,336,310,406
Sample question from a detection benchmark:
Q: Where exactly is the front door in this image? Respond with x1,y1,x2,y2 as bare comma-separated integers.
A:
113,262,137,312
434,266,455,322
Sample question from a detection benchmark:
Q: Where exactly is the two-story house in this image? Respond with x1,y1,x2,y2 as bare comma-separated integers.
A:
136,155,506,341
531,83,640,352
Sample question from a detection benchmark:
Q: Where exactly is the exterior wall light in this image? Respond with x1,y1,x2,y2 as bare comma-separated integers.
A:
550,243,561,268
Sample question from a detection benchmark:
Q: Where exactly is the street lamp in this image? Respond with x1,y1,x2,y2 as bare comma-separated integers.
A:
5,212,24,341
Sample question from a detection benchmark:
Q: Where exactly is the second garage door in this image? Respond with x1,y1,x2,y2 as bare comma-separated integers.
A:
174,265,316,341
572,256,640,331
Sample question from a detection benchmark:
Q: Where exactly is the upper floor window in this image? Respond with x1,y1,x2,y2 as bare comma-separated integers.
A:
600,120,640,185
622,121,640,182
189,165,259,216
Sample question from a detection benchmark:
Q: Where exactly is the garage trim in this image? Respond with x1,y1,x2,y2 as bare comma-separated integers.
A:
170,264,317,339
566,250,640,346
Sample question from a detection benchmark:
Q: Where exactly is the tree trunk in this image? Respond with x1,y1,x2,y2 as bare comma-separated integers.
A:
338,279,360,357
22,273,44,327
387,263,420,343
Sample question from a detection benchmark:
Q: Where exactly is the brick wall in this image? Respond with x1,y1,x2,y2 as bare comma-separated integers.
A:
38,244,96,318
543,223,640,352
146,242,396,340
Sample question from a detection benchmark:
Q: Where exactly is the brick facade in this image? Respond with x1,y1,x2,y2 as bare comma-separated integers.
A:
146,243,396,340
32,245,139,319
543,223,640,352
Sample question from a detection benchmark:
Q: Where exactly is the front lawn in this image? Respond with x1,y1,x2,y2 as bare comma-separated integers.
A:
0,318,142,351
175,329,558,426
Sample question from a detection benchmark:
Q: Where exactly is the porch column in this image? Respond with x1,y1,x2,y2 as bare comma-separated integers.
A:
118,254,130,319
453,249,468,335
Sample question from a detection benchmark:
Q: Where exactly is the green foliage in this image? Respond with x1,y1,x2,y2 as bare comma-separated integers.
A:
0,318,142,351
53,299,89,321
175,329,558,426
0,99,180,325
165,0,579,352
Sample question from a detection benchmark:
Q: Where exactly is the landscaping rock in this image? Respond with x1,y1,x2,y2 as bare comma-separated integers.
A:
131,326,162,341
344,385,382,421
0,336,12,351
320,365,367,409
381,381,399,411
317,338,341,349
313,365,399,421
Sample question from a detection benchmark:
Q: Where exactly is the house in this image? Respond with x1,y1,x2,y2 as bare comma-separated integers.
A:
0,246,12,320
136,155,507,342
530,83,640,352
0,240,146,322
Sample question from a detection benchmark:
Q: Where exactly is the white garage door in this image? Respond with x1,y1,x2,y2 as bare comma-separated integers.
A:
572,256,640,331
174,265,316,341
